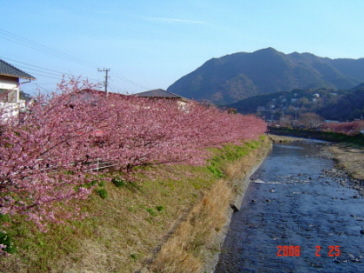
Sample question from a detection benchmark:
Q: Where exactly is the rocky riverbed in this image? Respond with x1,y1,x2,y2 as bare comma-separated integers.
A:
269,134,364,197
215,138,364,272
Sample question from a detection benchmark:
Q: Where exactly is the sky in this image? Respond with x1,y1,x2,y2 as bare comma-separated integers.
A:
1,0,364,96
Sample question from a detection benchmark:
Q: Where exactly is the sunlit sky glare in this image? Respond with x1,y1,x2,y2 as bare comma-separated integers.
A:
1,0,364,96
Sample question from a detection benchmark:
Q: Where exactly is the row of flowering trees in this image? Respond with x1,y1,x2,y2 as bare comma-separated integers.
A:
322,120,364,135
0,78,266,232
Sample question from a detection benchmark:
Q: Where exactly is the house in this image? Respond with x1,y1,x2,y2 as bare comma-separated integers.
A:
133,88,190,110
0,59,35,103
0,59,35,119
69,88,127,105
133,88,186,100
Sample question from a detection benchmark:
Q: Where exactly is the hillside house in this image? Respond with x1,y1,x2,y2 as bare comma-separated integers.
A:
0,59,35,119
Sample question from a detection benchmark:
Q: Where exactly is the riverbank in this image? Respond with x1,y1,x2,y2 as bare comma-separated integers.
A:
141,136,272,273
0,136,271,273
268,127,364,146
327,144,364,180
267,134,306,143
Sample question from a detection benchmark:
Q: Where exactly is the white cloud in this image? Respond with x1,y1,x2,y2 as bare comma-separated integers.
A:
141,16,204,25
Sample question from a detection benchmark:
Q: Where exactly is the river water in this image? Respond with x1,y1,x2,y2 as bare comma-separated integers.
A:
215,140,364,273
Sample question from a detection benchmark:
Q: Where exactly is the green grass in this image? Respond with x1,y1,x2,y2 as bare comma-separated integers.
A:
0,137,266,272
206,140,262,178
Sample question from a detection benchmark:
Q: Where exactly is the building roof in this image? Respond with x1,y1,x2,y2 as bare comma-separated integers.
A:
133,89,186,99
0,59,36,80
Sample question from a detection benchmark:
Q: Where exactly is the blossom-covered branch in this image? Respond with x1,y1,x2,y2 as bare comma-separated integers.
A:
0,78,266,231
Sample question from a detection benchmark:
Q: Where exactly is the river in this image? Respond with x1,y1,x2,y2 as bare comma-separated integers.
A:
214,140,364,273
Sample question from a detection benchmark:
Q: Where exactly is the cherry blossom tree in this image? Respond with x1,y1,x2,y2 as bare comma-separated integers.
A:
322,120,364,135
0,78,266,231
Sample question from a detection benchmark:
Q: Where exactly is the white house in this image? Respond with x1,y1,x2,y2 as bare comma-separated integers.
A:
0,59,35,119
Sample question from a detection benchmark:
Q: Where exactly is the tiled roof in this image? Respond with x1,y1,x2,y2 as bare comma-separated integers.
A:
134,89,184,99
0,59,35,80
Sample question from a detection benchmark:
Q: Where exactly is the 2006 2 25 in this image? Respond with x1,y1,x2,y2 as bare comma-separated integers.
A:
277,245,341,257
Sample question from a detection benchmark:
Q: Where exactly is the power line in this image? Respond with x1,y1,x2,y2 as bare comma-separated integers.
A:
0,28,151,92
111,73,149,91
0,56,100,83
1,56,67,76
0,28,99,68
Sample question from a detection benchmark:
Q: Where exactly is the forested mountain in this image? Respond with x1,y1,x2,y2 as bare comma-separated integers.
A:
225,83,364,122
168,48,364,105
318,83,364,121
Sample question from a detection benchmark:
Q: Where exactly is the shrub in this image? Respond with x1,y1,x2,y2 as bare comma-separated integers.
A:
111,177,125,187
96,189,108,199
130,253,139,260
145,208,157,216
0,231,16,254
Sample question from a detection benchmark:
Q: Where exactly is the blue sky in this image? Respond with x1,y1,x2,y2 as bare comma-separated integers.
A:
1,0,364,95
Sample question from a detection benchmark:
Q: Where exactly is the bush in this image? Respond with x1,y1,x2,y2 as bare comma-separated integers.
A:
0,231,16,254
111,177,125,187
96,189,108,199
82,180,98,189
145,208,157,216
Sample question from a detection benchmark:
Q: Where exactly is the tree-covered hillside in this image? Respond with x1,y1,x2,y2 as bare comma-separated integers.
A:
168,48,364,105
225,83,364,122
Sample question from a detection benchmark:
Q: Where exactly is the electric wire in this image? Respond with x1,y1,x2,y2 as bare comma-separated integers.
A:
0,28,151,92
0,56,100,83
0,28,99,68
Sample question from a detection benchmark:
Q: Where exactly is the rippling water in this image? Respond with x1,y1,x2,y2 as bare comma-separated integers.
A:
215,140,364,273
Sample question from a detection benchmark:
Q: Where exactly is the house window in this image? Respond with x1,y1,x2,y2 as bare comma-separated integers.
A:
0,89,17,103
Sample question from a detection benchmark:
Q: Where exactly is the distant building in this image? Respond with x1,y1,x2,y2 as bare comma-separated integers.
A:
69,88,127,105
0,59,35,119
133,88,190,111
133,89,187,100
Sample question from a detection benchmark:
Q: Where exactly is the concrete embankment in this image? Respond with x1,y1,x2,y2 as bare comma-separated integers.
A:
203,136,272,273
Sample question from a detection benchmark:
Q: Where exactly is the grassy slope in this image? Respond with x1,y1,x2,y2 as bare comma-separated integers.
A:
0,136,270,273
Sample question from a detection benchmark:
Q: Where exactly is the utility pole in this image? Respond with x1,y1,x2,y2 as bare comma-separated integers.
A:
98,68,110,94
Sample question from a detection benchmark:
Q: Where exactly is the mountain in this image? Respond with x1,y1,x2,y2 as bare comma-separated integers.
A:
317,83,364,121
167,48,364,105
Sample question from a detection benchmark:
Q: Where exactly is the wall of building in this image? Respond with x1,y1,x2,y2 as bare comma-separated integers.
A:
0,75,19,103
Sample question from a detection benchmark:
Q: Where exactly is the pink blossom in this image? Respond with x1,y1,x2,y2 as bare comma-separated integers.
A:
0,77,266,231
